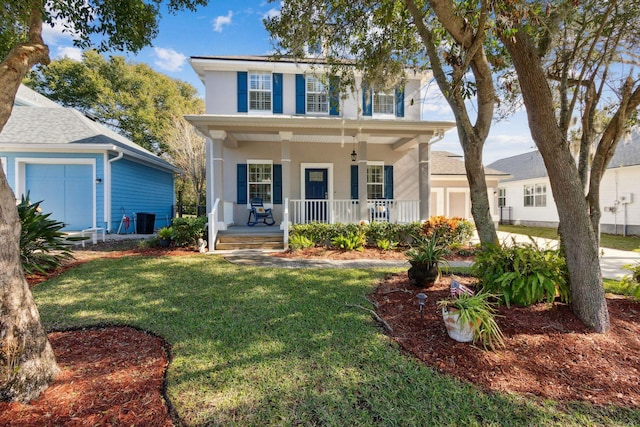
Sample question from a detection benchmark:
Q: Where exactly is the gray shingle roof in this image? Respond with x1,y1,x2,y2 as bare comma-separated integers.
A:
487,150,547,181
487,131,640,182
432,151,508,176
0,106,178,172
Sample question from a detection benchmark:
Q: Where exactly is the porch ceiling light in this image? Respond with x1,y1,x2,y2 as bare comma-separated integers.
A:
351,149,357,162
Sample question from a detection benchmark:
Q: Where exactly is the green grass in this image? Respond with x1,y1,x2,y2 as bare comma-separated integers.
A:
498,224,640,252
33,255,640,426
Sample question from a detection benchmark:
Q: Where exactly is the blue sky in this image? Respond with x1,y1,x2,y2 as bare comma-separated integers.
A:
41,0,535,165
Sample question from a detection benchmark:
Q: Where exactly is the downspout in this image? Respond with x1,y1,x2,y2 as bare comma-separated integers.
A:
106,150,124,232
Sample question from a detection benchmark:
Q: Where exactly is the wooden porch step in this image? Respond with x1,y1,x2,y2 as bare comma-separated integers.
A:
216,232,284,250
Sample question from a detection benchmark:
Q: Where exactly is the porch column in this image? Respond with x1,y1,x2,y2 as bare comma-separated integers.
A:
357,133,369,222
280,131,292,227
208,130,226,226
418,135,431,221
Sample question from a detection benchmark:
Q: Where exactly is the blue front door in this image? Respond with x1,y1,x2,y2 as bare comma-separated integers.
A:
25,163,93,230
305,168,328,222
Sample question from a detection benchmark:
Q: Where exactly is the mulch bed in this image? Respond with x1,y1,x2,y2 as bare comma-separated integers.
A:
370,273,640,408
2,245,638,425
0,326,173,426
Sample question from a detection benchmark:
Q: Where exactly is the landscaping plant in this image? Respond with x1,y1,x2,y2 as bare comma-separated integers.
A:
170,217,207,247
18,194,76,275
288,234,314,251
472,238,570,307
438,291,505,351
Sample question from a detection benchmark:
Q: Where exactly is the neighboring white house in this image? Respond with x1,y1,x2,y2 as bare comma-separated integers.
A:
184,55,507,249
488,132,640,235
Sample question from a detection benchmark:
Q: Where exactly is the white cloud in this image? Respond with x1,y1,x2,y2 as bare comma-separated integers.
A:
262,8,280,20
153,47,187,72
54,46,83,61
212,11,233,32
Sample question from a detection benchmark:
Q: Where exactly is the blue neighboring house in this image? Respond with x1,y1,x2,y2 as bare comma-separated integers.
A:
0,85,180,233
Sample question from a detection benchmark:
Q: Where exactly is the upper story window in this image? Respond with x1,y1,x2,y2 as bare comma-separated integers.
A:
524,183,546,207
367,163,385,199
373,91,395,116
306,76,328,114
497,188,506,207
362,85,404,118
249,72,272,112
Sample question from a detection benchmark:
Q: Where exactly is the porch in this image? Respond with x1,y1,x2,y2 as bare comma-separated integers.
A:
209,198,421,251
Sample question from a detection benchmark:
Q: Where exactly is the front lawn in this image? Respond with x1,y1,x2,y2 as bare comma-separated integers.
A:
33,255,640,426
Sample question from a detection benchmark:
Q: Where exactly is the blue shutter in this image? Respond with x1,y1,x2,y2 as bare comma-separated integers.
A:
295,74,306,114
237,72,248,113
237,164,247,204
362,85,372,116
273,164,282,204
384,165,394,199
351,165,359,199
273,73,283,114
329,76,340,116
395,86,405,118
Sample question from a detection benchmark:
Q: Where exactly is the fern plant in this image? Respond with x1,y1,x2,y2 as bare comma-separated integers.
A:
472,238,570,307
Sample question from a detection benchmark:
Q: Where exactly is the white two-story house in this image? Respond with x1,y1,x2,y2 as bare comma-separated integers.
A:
185,55,506,250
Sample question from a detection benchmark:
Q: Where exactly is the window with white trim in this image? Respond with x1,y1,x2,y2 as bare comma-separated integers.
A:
498,188,506,207
367,163,384,199
524,183,546,207
248,161,272,204
306,75,328,114
249,71,272,112
373,91,394,115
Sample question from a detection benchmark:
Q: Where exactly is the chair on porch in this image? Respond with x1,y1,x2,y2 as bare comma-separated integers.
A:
247,198,276,226
369,202,390,223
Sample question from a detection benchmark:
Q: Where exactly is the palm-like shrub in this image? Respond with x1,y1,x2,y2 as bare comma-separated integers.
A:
18,195,75,275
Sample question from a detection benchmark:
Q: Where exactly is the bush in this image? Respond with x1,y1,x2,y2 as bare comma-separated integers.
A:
376,239,398,251
288,234,314,251
290,222,423,248
472,238,570,307
331,231,365,251
420,216,474,247
18,194,76,275
171,217,207,247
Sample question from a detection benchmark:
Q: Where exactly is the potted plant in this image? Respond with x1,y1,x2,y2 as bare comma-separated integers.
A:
157,226,173,247
437,291,504,350
405,236,449,287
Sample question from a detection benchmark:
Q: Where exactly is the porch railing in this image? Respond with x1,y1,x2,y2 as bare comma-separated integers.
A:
288,199,420,224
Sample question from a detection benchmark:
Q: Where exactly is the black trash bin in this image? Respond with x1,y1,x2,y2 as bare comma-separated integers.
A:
136,212,156,234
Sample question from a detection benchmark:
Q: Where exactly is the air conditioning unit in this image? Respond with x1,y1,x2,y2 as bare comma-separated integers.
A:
618,193,633,204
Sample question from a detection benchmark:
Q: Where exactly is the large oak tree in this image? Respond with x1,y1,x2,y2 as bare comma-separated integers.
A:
0,0,208,402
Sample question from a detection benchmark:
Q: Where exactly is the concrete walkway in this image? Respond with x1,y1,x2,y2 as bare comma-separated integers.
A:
223,231,640,279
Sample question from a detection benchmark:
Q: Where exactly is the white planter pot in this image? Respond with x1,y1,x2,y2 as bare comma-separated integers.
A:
442,308,474,343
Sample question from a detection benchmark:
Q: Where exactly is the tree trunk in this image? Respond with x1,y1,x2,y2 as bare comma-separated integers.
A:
462,132,498,245
0,1,59,401
0,167,59,402
503,29,609,332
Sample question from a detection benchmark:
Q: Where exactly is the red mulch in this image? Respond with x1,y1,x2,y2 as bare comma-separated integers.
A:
3,244,638,425
370,273,640,408
0,327,173,426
